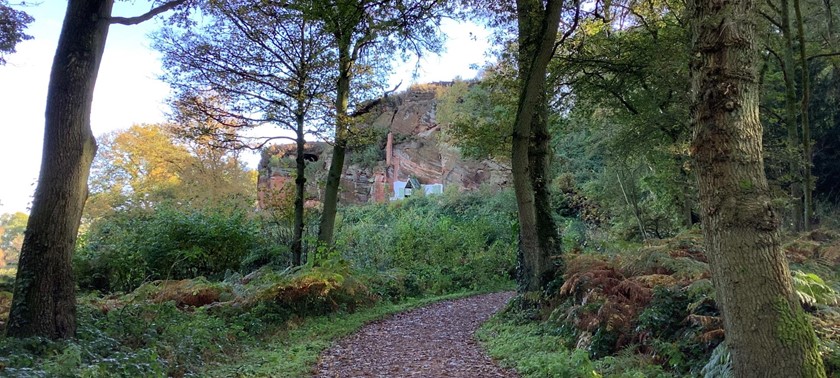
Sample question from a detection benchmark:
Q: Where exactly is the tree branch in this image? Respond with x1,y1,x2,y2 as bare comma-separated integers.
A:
807,51,840,62
109,0,188,25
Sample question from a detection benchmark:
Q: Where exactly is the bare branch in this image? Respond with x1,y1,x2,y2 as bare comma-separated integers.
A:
807,51,840,61
109,0,188,25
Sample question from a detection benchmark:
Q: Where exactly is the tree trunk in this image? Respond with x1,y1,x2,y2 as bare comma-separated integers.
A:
679,163,694,228
793,0,813,229
780,0,805,231
689,0,826,375
292,111,306,266
318,45,351,245
529,59,561,277
6,0,112,339
513,0,562,293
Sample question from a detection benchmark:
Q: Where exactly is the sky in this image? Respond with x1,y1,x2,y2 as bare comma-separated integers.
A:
0,2,491,215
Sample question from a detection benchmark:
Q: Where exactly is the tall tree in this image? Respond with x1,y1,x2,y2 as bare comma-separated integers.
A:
793,0,814,228
689,0,825,374
512,0,564,292
312,0,446,245
156,1,334,265
6,0,189,340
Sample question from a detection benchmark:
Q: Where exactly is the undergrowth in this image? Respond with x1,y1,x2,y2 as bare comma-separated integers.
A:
0,190,518,377
0,261,508,377
482,227,840,377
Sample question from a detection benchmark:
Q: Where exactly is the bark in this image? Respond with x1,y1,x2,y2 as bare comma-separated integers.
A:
793,0,813,229
529,55,561,277
318,46,351,245
6,0,112,339
689,0,826,375
513,0,562,293
7,0,186,339
292,110,306,266
679,164,694,228
780,0,805,231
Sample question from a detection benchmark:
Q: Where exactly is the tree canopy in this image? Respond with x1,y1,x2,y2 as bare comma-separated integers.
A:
0,1,33,65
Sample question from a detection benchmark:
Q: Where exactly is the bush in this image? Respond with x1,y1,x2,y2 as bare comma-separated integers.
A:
75,205,267,293
335,191,517,296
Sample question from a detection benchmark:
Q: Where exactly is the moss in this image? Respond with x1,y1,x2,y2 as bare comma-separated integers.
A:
773,297,827,377
738,179,754,191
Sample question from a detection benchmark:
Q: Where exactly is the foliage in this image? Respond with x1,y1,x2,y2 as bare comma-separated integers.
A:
478,307,676,377
0,211,26,266
347,126,389,170
0,1,33,65
75,204,271,293
496,230,725,375
335,190,518,296
0,252,491,378
554,255,654,357
504,0,698,241
437,77,515,161
700,342,733,378
85,124,255,221
792,270,839,308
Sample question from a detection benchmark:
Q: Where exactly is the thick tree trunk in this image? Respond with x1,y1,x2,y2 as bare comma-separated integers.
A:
6,0,112,339
513,0,562,293
529,70,561,275
292,111,306,266
689,0,825,375
318,48,351,245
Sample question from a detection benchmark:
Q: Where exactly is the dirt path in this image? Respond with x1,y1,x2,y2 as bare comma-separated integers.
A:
314,291,518,378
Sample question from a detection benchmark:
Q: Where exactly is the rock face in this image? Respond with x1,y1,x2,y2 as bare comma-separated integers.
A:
257,83,510,206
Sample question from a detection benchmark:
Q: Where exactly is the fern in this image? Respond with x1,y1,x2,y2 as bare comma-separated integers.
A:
701,341,733,378
792,270,839,307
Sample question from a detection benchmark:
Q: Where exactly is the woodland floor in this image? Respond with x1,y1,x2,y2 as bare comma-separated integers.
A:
314,291,518,378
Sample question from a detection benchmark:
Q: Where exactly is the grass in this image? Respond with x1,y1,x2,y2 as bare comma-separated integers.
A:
476,308,676,378
206,290,507,377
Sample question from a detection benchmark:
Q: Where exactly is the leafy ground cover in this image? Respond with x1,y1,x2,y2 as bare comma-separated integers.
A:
0,261,510,377
0,191,518,377
480,228,840,377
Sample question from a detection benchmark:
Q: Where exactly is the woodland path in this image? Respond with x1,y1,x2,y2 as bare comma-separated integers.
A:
314,291,519,378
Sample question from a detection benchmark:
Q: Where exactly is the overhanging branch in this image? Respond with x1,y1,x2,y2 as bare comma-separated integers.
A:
109,0,188,25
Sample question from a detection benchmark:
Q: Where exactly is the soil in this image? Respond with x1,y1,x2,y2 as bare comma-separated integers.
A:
314,291,519,378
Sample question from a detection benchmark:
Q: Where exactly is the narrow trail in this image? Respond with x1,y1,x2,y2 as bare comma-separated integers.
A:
314,291,519,378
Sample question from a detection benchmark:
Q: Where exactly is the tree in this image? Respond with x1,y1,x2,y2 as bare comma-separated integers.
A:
0,0,33,65
689,0,825,374
511,0,564,292
312,0,447,245
84,123,254,221
0,212,27,266
552,0,695,232
7,0,190,340
156,1,335,265
436,72,517,162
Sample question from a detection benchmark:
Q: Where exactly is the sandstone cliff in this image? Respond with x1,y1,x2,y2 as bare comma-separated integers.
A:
257,83,510,206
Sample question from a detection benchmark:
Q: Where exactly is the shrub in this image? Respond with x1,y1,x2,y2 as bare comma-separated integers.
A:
75,204,266,293
335,191,517,296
